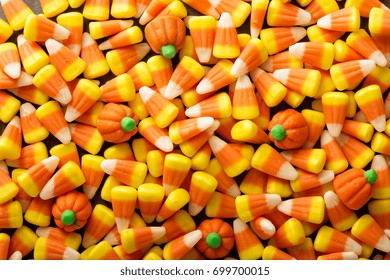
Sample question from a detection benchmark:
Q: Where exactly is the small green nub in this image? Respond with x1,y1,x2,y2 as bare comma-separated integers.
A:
161,44,176,59
271,124,287,141
206,232,222,249
364,169,378,185
121,116,137,132
61,210,76,226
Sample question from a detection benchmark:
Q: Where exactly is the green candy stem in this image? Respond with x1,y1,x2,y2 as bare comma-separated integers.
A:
206,232,222,249
271,124,287,141
121,116,137,133
61,210,76,226
364,169,378,185
161,44,176,59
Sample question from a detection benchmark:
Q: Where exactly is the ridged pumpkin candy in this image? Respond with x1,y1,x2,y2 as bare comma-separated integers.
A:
96,102,139,143
144,15,186,59
333,168,377,210
196,218,234,259
52,190,92,232
268,108,309,150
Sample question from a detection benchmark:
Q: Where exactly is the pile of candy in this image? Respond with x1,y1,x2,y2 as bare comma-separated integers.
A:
1,0,390,260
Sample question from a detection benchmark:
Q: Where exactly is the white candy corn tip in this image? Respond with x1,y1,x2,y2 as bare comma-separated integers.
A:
42,156,60,173
318,169,335,185
103,230,118,245
188,203,204,216
277,199,293,215
8,251,22,260
291,27,307,42
235,74,253,89
375,235,390,253
385,229,390,238
317,14,332,30
56,87,72,105
183,230,202,248
196,78,214,94
266,194,282,210
139,86,155,103
20,102,36,117
324,191,340,209
208,135,226,154
16,72,33,87
233,218,248,234
226,183,241,198
231,58,249,77
64,247,81,260
296,10,312,26
326,123,343,138
197,117,215,132
55,126,72,144
218,12,235,28
98,40,112,51
288,43,305,60
369,50,388,67
259,218,276,236
16,34,27,47
276,161,298,181
39,179,55,200
195,47,212,64
345,237,363,255
100,159,117,175
155,136,174,153
370,115,386,132
45,38,64,55
4,62,21,79
340,252,359,260
65,105,80,122
164,81,183,100
371,155,388,170
185,104,201,118
53,23,71,41
82,32,95,48
359,59,376,76
273,69,290,85
151,227,167,240
115,217,130,234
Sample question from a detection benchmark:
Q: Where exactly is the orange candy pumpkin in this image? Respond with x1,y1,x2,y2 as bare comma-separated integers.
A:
196,218,235,259
96,102,139,143
333,168,377,210
144,15,186,59
52,190,93,232
268,108,309,150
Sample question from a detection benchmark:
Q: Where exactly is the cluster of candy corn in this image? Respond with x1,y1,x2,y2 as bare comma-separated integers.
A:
1,0,390,261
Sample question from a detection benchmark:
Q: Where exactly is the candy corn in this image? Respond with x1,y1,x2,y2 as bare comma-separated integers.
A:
35,100,71,144
233,218,264,260
82,204,116,249
235,193,281,223
351,214,390,253
0,42,20,79
277,196,325,224
251,144,298,181
267,1,312,27
321,91,349,137
40,161,86,200
317,7,360,32
354,85,386,132
100,159,147,188
0,0,34,31
121,226,166,254
0,116,22,161
137,183,165,223
324,191,358,231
